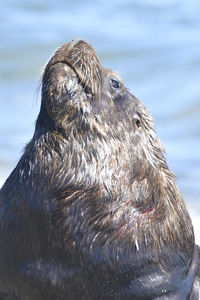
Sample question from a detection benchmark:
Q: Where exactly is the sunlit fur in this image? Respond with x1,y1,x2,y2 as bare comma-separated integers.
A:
0,39,199,299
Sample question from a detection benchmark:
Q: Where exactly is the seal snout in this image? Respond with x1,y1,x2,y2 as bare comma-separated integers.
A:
68,38,90,49
65,39,101,95
44,38,101,95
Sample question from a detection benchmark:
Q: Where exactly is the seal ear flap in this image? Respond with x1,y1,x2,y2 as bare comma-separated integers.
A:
43,39,101,96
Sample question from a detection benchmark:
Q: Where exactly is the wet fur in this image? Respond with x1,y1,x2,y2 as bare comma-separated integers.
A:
0,39,199,299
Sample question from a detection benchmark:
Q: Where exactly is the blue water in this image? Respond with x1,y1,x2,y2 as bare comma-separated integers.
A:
0,0,200,224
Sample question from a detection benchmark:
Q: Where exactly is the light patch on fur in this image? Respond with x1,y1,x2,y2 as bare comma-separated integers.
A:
90,117,107,137
135,238,139,251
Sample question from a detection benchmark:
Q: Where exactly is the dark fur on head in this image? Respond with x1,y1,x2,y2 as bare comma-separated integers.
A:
0,39,199,299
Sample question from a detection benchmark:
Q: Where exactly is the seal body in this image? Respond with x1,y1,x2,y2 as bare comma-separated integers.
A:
0,39,199,299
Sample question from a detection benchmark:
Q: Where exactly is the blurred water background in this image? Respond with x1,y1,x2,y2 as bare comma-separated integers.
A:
0,0,199,242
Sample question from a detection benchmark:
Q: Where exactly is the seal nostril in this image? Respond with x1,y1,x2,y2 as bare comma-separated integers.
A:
69,38,90,49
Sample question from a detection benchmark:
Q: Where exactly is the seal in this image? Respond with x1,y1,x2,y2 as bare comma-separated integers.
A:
0,39,199,299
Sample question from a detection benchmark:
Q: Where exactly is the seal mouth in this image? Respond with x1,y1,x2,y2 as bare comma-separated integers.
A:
43,38,101,95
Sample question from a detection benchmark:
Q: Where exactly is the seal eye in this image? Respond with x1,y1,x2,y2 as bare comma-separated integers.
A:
111,78,120,89
85,86,92,95
134,118,141,129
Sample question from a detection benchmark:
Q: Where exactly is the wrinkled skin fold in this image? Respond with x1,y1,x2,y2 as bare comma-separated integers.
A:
0,39,199,299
